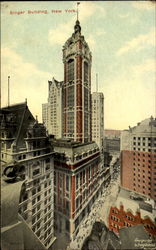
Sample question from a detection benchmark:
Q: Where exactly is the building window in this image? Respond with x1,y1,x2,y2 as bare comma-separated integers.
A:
33,178,40,186
46,174,50,179
76,175,79,190
46,164,50,171
67,59,74,81
66,175,69,191
33,168,40,176
32,189,36,196
32,199,36,205
37,196,40,201
32,217,36,224
46,158,50,163
84,61,88,83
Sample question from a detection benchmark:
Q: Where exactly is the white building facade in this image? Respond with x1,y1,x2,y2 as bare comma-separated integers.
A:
42,103,48,130
42,77,63,138
0,102,56,249
92,92,104,152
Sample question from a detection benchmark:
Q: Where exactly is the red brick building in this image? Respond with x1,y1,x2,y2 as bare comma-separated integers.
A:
62,20,92,143
108,188,156,238
52,139,101,242
121,117,156,201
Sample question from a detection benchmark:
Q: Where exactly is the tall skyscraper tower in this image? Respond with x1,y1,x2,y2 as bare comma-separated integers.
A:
42,78,63,139
63,20,92,143
47,78,63,138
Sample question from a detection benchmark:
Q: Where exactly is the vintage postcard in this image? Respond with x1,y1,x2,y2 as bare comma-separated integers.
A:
1,1,156,250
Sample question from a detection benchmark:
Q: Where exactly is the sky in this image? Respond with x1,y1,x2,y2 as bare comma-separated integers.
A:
1,1,156,130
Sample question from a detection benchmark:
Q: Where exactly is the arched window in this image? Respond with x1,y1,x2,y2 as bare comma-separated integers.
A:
67,59,74,81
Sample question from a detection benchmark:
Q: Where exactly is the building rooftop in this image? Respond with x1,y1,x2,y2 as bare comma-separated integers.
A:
119,224,150,250
123,117,156,134
0,102,48,153
52,138,98,148
52,139,100,165
48,77,63,89
114,187,154,221
82,221,120,250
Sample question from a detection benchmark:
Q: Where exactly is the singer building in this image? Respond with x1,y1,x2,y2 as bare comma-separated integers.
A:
52,19,101,244
63,19,92,143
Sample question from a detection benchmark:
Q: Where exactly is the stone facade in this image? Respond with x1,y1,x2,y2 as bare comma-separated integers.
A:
42,78,63,139
51,139,101,242
42,103,48,131
0,102,55,249
92,92,104,152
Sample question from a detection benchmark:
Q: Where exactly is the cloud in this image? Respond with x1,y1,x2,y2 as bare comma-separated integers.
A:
101,71,155,130
118,13,129,18
1,47,51,121
132,1,155,11
79,1,106,21
85,35,96,51
116,28,155,56
48,18,74,46
132,59,156,75
96,30,106,36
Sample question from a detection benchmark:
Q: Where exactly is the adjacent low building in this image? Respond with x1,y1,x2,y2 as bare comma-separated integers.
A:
1,178,47,250
108,187,156,238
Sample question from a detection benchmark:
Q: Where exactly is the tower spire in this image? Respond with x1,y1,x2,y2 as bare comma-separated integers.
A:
8,76,10,106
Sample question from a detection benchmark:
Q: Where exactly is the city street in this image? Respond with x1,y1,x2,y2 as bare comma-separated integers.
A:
69,173,120,249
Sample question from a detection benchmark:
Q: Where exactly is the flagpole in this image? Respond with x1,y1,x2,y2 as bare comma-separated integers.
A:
8,76,10,106
77,2,80,21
